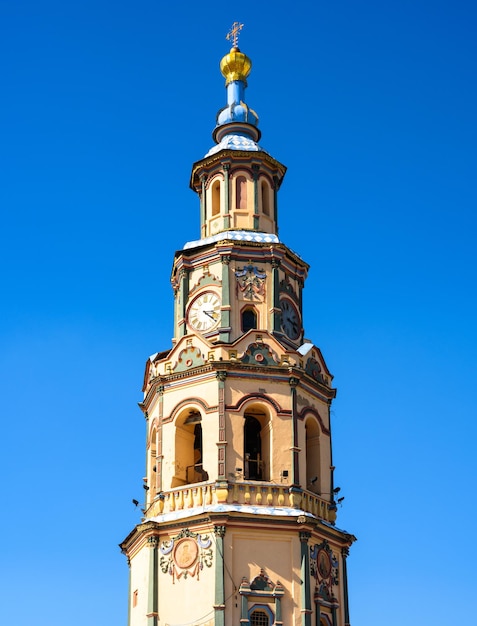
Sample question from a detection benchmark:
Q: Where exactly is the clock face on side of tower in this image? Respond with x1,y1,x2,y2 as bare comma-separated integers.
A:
279,298,301,340
187,291,222,333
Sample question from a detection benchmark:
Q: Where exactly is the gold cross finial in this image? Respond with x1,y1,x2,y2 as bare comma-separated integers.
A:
226,21,244,48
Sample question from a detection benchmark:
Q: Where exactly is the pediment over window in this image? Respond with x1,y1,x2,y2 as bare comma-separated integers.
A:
239,568,284,598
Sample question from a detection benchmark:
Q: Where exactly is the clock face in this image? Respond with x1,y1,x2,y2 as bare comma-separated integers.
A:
188,291,221,332
280,298,301,340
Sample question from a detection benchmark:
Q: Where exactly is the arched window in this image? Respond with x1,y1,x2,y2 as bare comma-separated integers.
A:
250,608,270,626
261,181,270,216
305,417,321,493
242,307,257,333
211,180,220,216
248,604,274,626
236,175,247,209
173,410,208,487
243,406,270,481
244,415,262,480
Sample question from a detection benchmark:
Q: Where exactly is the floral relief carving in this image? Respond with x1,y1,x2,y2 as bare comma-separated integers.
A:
235,265,266,301
159,529,213,582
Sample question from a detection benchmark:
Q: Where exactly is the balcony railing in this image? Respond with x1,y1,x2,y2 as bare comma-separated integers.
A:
146,481,335,523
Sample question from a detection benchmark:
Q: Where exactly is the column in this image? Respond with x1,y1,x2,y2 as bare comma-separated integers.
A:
217,371,227,480
144,411,149,507
342,547,351,626
314,595,321,626
146,536,159,626
179,268,189,338
219,255,231,342
214,525,226,626
273,583,284,626
200,174,207,237
331,605,337,626
289,376,300,487
157,386,164,494
271,258,281,332
223,163,230,229
275,596,283,626
327,399,337,524
252,164,260,230
241,594,249,625
300,531,312,626
273,175,279,233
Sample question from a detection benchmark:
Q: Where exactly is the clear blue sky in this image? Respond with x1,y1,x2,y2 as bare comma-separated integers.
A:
1,1,476,624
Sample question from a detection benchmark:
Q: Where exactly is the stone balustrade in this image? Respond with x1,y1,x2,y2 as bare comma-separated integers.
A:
146,481,334,523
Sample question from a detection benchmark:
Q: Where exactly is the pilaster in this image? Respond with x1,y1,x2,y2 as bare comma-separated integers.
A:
179,268,189,338
271,257,281,332
223,163,230,229
217,371,227,479
252,164,260,230
146,536,159,626
200,174,207,238
156,386,164,494
273,174,279,232
342,546,351,626
219,254,231,342
299,531,312,626
214,525,227,626
289,375,300,487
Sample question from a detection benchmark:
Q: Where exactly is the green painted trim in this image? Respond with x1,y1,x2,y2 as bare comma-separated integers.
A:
272,260,281,331
200,175,206,237
342,547,351,626
219,257,231,342
147,537,158,626
217,371,227,479
314,600,321,626
180,269,189,337
223,164,230,214
253,164,259,230
300,532,312,626
173,288,178,339
275,595,283,625
241,594,249,625
223,164,230,230
214,526,226,626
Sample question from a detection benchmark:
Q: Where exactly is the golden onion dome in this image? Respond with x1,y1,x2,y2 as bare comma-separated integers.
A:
220,47,252,86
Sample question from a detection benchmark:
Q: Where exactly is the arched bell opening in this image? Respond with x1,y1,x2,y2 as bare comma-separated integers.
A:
211,180,221,216
236,175,248,210
172,409,209,487
305,416,321,494
261,179,270,216
243,404,271,481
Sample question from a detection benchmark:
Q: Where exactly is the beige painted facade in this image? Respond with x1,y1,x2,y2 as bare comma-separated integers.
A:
121,42,355,626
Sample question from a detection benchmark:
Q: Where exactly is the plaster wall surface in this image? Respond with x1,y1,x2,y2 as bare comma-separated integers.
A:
227,528,299,624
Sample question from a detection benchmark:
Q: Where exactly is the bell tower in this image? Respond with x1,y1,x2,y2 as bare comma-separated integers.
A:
121,25,355,626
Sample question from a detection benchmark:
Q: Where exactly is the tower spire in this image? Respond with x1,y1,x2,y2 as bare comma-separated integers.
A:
210,23,260,149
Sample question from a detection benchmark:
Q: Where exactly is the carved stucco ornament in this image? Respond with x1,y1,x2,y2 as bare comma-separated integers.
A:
159,529,213,582
310,539,339,602
235,264,266,301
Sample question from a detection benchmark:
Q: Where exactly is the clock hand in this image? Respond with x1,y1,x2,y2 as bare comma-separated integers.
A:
204,310,217,320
